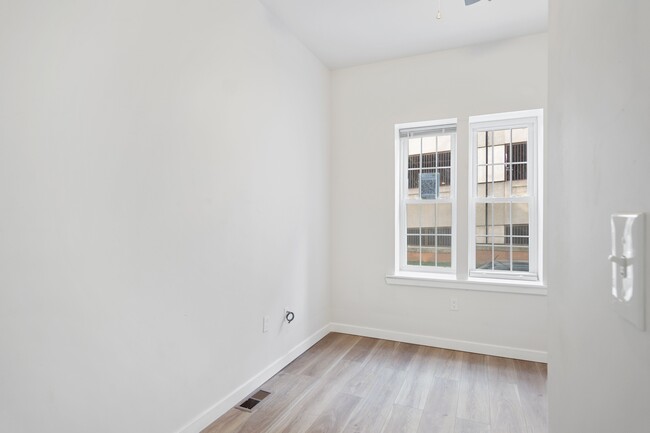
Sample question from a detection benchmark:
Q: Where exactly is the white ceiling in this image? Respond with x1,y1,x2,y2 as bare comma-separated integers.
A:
259,0,548,69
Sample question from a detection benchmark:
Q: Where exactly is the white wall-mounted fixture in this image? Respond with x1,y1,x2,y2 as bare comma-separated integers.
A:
609,213,645,330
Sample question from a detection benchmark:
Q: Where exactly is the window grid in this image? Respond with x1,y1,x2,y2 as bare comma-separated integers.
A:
470,113,540,280
394,110,542,285
397,121,457,274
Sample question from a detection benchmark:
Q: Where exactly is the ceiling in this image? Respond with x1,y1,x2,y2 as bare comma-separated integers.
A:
259,0,548,69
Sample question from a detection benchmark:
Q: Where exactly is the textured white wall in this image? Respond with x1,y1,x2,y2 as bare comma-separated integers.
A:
331,33,548,355
0,1,330,432
548,1,650,432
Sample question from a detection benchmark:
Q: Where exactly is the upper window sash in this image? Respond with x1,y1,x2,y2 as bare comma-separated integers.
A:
469,119,538,202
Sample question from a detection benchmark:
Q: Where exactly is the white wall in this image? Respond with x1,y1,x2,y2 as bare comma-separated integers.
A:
0,1,330,432
331,33,548,357
548,1,650,432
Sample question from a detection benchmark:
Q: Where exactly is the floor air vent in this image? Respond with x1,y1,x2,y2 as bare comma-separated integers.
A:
235,390,271,412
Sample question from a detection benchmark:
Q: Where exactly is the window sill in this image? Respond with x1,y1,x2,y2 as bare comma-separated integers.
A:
385,272,547,295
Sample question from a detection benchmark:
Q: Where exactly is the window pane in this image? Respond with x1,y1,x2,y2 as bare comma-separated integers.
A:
477,147,487,165
437,203,452,232
422,136,436,154
492,164,505,183
476,203,487,231
407,231,421,266
420,203,436,227
511,162,528,179
422,151,435,168
512,203,528,226
477,164,488,185
436,235,452,268
510,142,527,164
513,245,530,271
477,131,487,148
493,129,511,146
510,165,528,196
439,168,451,199
438,135,452,152
434,202,452,268
422,235,436,247
407,248,421,266
408,138,421,156
508,138,528,196
421,248,436,267
494,144,506,164
512,127,528,143
406,204,421,266
510,204,529,270
477,165,494,198
407,203,433,237
437,150,451,168
476,238,492,269
406,204,421,232
407,169,419,197
407,138,421,198
407,234,420,246
493,244,512,271
491,179,507,198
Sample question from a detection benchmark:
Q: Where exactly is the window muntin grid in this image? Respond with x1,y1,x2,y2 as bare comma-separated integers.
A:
399,124,456,272
476,128,528,198
470,115,539,280
393,110,542,286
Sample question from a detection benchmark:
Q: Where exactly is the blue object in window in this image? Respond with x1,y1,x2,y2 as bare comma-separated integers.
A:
420,172,439,199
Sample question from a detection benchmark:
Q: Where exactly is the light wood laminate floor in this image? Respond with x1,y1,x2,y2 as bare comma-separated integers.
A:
203,333,547,433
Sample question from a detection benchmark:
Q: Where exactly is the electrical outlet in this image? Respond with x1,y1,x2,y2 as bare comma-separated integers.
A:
262,316,269,333
450,298,459,311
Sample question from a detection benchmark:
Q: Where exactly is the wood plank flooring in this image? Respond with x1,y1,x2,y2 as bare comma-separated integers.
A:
202,333,547,433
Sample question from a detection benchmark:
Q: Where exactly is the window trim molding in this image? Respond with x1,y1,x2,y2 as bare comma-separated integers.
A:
468,109,544,282
391,110,544,295
394,118,458,275
385,272,548,295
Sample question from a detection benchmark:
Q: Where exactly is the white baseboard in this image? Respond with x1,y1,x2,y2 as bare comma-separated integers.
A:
330,323,547,363
178,321,545,432
176,324,331,433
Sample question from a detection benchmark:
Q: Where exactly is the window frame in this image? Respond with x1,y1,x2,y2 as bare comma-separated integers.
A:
394,118,458,275
468,109,543,282
389,109,545,294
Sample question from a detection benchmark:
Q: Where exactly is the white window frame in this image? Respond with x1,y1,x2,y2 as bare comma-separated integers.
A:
394,119,457,275
388,109,545,295
468,109,543,282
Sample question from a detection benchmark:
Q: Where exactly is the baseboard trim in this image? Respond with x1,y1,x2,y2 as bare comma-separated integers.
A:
330,322,547,363
176,324,331,433
178,321,545,432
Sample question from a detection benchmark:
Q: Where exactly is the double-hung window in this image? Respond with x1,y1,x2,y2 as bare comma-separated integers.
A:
469,111,542,280
392,110,543,289
395,119,457,273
